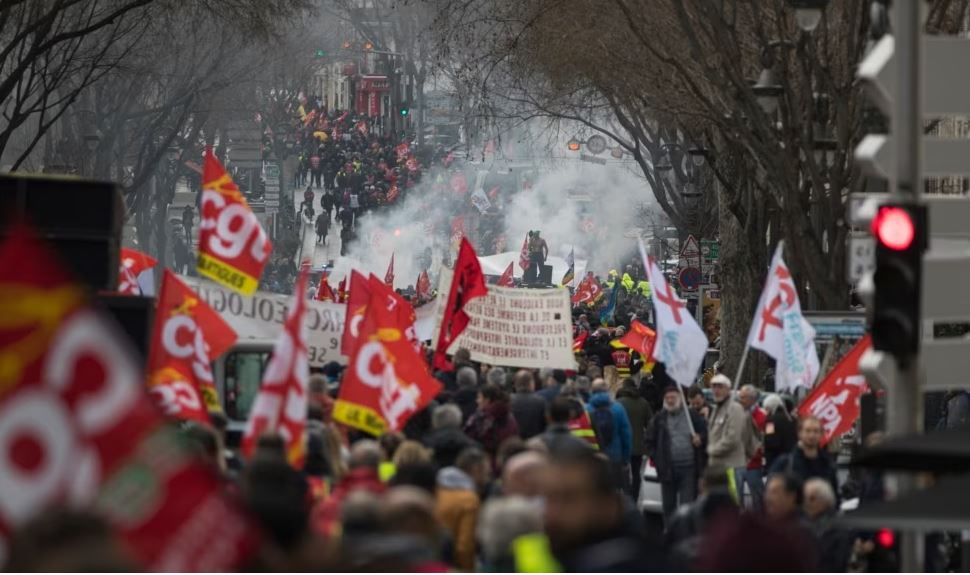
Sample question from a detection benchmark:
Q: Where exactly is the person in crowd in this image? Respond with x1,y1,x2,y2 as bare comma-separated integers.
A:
476,496,545,572
435,447,490,571
769,415,839,501
312,439,386,537
586,379,633,490
392,440,432,469
541,450,664,571
378,431,405,482
536,368,567,402
615,377,653,500
463,384,519,464
524,230,548,284
608,328,634,394
378,487,450,572
560,384,599,449
315,211,329,244
804,478,853,572
647,384,707,520
664,466,739,570
501,450,547,498
453,366,480,422
423,403,478,470
706,374,748,473
688,385,711,419
737,384,767,510
510,369,547,440
540,396,594,455
764,472,805,523
320,189,334,222
762,393,798,469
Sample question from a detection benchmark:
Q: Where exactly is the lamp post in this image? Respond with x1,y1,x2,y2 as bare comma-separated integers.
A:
83,131,101,178
787,0,831,32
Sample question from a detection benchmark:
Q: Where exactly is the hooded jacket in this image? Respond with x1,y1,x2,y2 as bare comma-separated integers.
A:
586,392,633,463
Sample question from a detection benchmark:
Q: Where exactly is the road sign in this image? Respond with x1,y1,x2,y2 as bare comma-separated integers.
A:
680,234,701,270
579,154,607,165
847,233,876,283
700,239,719,261
678,266,701,291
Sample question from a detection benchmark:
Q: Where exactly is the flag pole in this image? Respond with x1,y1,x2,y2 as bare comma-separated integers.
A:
732,343,751,391
677,383,697,435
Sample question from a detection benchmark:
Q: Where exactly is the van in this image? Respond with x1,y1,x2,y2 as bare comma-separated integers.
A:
213,340,275,445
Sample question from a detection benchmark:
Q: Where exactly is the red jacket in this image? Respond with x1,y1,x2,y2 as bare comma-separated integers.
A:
311,468,385,537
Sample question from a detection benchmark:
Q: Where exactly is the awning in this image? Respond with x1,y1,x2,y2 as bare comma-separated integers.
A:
839,474,970,531
852,428,970,472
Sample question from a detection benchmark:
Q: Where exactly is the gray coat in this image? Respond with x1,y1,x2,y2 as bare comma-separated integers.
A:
707,398,748,469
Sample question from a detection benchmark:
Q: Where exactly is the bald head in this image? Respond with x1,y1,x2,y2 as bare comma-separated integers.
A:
591,378,609,394
349,439,381,470
502,451,548,498
514,370,535,392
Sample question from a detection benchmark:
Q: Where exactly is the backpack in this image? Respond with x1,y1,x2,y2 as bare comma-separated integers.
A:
591,403,615,448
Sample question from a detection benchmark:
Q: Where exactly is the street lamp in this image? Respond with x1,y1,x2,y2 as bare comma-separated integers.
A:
166,145,181,162
84,131,101,152
752,66,783,115
787,0,830,32
687,146,709,167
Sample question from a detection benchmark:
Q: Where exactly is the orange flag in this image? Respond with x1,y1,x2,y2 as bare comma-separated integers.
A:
619,319,657,361
147,270,238,422
497,261,514,287
197,147,272,296
242,270,309,467
118,247,157,295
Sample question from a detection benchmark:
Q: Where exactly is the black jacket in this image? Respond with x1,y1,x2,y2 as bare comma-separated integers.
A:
511,392,547,439
763,411,797,470
422,425,478,469
769,446,839,503
646,408,708,482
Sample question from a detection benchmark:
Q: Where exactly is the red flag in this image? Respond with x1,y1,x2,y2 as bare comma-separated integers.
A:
341,270,373,358
497,261,514,287
334,275,441,436
197,147,272,296
573,331,589,353
572,273,604,305
0,225,259,569
797,335,872,447
619,320,657,360
242,270,310,468
518,234,530,271
385,253,395,287
337,276,348,303
147,270,238,422
433,237,488,370
315,272,336,302
416,270,431,299
118,247,157,295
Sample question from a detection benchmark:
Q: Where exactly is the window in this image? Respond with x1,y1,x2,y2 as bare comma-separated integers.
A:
223,350,271,421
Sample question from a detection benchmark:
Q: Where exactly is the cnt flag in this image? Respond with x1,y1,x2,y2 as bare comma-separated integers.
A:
497,261,515,287
640,239,708,388
0,224,260,570
797,335,871,447
561,247,575,287
746,243,820,392
197,147,272,296
434,237,488,370
118,247,157,296
385,253,395,287
242,270,310,468
147,270,237,422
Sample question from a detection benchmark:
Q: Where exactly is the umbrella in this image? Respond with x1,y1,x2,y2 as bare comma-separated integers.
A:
852,428,970,472
313,131,328,141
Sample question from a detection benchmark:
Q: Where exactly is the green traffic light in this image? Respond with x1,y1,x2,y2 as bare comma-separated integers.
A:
399,108,409,117
314,48,326,58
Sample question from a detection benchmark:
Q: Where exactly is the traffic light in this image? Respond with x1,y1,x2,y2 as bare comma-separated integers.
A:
566,138,581,151
869,202,927,364
314,48,327,58
399,105,409,117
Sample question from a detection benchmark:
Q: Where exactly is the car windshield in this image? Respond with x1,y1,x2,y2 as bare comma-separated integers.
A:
223,350,270,421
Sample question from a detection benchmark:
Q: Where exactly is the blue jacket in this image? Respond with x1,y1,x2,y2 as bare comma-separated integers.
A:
587,392,632,462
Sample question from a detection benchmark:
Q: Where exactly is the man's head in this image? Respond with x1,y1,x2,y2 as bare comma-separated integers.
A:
687,386,706,410
486,366,507,388
453,348,472,367
456,447,491,490
663,385,683,411
432,403,462,430
798,416,824,451
349,439,382,471
574,375,591,395
709,374,732,402
478,383,507,409
551,369,567,387
502,451,548,498
456,366,478,389
547,397,573,425
514,369,535,393
764,473,803,521
803,478,836,520
739,384,760,410
542,451,622,553
590,379,609,395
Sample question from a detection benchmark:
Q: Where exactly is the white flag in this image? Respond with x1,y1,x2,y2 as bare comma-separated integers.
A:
640,239,708,388
746,243,820,392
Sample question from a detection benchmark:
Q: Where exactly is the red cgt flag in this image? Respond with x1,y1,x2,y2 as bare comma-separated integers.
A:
416,270,431,300
334,274,441,436
619,320,657,361
118,247,157,295
315,272,336,302
147,270,237,422
797,335,872,447
518,234,529,271
434,237,488,370
0,225,259,570
572,272,603,305
342,271,420,359
242,270,310,467
197,147,272,296
497,261,514,287
385,253,395,287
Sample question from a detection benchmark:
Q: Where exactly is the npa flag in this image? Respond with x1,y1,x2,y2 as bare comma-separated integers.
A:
315,272,336,302
0,225,260,570
746,243,820,392
197,147,272,296
385,253,395,287
561,248,575,287
797,336,871,446
619,319,657,360
641,239,708,388
497,261,515,287
573,331,589,353
242,270,310,468
518,234,530,271
334,278,441,436
118,247,157,295
434,237,488,370
572,272,603,305
416,270,431,300
147,270,237,422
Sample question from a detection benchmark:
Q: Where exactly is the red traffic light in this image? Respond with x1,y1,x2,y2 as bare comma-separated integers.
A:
876,528,895,549
872,206,915,251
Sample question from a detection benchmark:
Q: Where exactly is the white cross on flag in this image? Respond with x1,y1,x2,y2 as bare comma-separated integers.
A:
640,239,708,388
746,243,820,392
